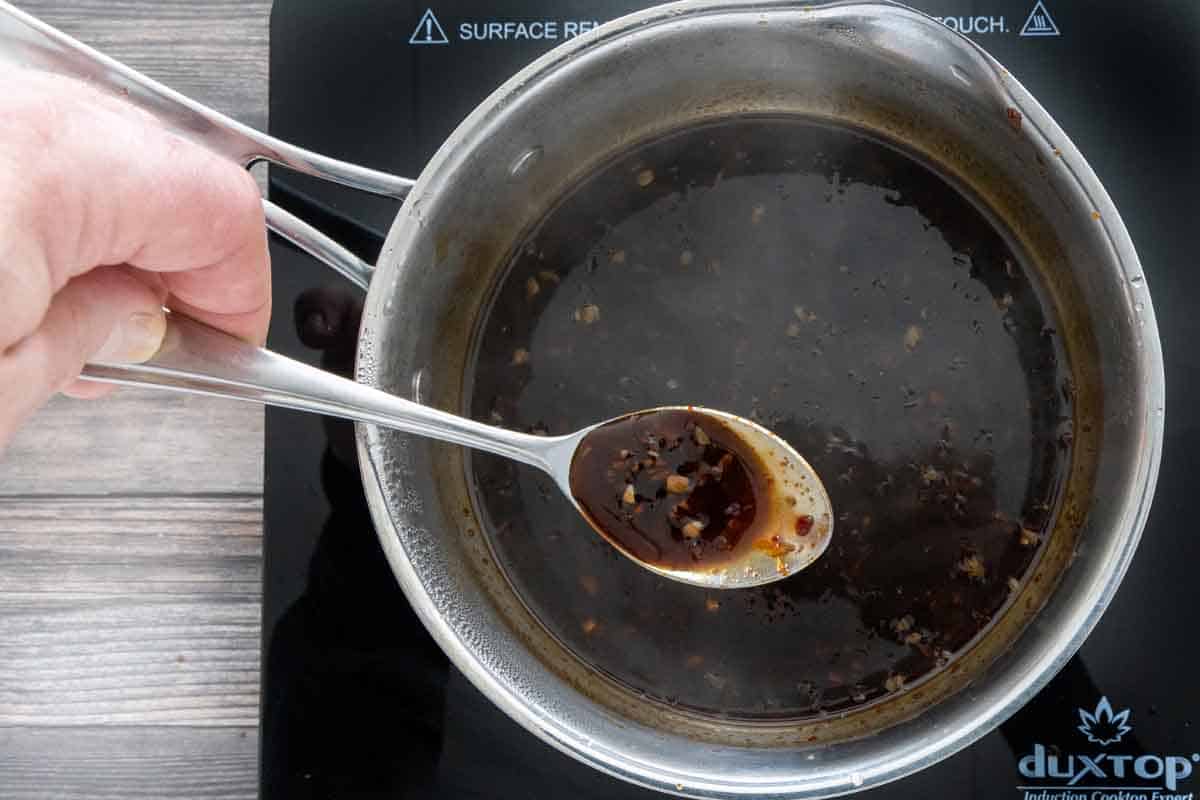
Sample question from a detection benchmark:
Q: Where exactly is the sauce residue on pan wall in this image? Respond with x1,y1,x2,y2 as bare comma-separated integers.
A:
467,118,1072,719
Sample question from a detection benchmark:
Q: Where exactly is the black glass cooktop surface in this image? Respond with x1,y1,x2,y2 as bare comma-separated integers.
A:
263,2,1200,797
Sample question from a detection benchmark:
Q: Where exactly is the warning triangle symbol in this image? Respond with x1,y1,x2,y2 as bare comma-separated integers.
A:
1019,1,1061,37
409,8,449,45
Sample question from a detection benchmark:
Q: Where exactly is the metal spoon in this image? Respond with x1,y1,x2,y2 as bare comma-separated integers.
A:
82,314,833,588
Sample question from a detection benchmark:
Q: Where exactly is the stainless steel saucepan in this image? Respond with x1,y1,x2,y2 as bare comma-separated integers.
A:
0,1,1163,797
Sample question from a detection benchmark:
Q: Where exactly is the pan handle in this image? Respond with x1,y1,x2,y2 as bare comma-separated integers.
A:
263,201,373,291
0,0,407,289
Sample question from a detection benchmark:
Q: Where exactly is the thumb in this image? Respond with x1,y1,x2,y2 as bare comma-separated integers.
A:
0,265,166,441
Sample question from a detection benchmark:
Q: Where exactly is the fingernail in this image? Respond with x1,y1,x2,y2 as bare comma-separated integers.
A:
93,311,166,363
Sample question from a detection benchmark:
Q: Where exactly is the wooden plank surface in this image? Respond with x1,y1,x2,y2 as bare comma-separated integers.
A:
0,498,263,725
0,392,264,496
0,727,256,800
13,0,269,130
0,496,262,601
0,1,270,797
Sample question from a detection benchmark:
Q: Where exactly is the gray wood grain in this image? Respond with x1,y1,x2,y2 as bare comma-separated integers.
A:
0,498,261,725
15,0,269,130
0,727,256,799
0,599,260,725
0,496,262,601
0,391,264,496
1,2,271,797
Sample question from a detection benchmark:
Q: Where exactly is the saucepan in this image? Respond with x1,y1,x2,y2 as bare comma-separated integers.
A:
0,1,1163,797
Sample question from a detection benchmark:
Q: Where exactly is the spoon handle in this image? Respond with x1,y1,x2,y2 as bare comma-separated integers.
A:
81,314,565,473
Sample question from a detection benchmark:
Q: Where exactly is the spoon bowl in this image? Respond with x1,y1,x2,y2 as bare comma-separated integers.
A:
562,407,833,589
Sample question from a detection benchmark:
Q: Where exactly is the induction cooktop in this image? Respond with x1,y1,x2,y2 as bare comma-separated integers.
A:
262,2,1200,797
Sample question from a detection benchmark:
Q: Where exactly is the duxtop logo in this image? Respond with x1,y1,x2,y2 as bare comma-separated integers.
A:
1016,696,1198,800
1078,697,1133,747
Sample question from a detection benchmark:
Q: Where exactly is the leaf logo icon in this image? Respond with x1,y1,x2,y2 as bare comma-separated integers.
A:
1078,697,1132,746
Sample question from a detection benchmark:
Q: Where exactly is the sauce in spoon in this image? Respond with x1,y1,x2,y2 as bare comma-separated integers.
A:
568,407,831,579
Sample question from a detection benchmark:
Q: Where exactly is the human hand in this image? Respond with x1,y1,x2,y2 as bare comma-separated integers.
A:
0,72,270,448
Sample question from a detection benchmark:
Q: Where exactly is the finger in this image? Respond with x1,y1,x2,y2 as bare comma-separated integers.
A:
61,267,167,399
0,73,270,348
166,289,273,346
0,265,166,447
59,378,116,400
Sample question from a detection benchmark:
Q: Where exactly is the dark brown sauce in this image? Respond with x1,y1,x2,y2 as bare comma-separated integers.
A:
568,409,764,570
467,118,1071,718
